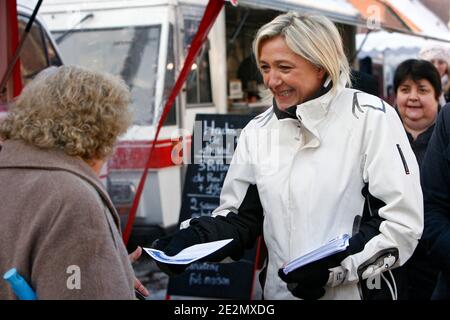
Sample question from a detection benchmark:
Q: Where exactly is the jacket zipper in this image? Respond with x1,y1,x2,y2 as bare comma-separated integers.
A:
396,144,410,175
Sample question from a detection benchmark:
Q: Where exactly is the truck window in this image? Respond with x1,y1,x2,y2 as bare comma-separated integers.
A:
18,14,62,85
162,24,176,125
182,6,213,106
52,26,167,126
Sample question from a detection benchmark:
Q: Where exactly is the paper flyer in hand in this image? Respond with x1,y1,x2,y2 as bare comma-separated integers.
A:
144,239,233,265
283,234,350,275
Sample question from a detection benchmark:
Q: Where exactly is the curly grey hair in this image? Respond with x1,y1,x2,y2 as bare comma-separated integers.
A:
0,65,132,160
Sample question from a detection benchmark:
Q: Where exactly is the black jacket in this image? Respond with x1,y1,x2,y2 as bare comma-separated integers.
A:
421,104,450,299
405,124,435,167
403,124,440,300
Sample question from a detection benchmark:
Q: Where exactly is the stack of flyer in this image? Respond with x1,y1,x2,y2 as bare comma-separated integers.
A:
283,234,350,275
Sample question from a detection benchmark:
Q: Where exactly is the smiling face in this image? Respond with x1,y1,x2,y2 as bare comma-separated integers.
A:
258,36,326,110
396,78,438,134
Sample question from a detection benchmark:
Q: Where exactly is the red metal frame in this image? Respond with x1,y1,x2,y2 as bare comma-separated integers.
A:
0,0,22,101
5,0,23,98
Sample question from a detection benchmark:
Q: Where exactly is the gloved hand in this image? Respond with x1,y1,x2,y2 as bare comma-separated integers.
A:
278,250,348,300
151,227,201,277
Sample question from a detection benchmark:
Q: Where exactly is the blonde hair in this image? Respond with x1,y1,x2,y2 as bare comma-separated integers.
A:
253,12,351,93
0,65,132,160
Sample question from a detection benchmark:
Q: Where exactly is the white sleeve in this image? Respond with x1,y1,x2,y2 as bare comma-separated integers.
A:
341,103,424,283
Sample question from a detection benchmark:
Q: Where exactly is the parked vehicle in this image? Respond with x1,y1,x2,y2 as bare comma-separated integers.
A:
17,0,63,85
0,0,63,119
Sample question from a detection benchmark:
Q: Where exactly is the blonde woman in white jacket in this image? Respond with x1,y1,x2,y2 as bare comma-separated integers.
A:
153,13,423,300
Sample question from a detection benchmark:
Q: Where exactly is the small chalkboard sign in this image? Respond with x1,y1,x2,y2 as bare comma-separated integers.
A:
167,113,259,299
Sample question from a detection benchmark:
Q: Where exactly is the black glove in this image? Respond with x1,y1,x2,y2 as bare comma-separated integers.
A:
151,227,201,276
278,250,348,300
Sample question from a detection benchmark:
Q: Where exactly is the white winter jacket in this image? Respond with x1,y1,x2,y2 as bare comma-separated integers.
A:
206,77,423,299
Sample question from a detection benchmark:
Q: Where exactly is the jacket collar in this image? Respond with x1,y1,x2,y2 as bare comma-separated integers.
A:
273,74,345,121
272,74,346,149
273,102,297,120
405,123,435,147
0,139,121,229
295,74,345,123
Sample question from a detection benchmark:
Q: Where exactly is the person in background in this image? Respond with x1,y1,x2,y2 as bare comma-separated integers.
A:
394,59,442,166
386,85,396,107
393,59,442,299
152,13,423,300
418,44,450,105
351,57,379,97
0,66,149,299
421,104,450,299
237,54,264,102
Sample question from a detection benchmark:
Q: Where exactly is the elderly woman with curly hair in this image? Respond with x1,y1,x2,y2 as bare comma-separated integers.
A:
0,66,148,299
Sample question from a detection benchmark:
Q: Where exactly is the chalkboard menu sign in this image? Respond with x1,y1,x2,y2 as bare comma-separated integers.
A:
167,113,259,299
